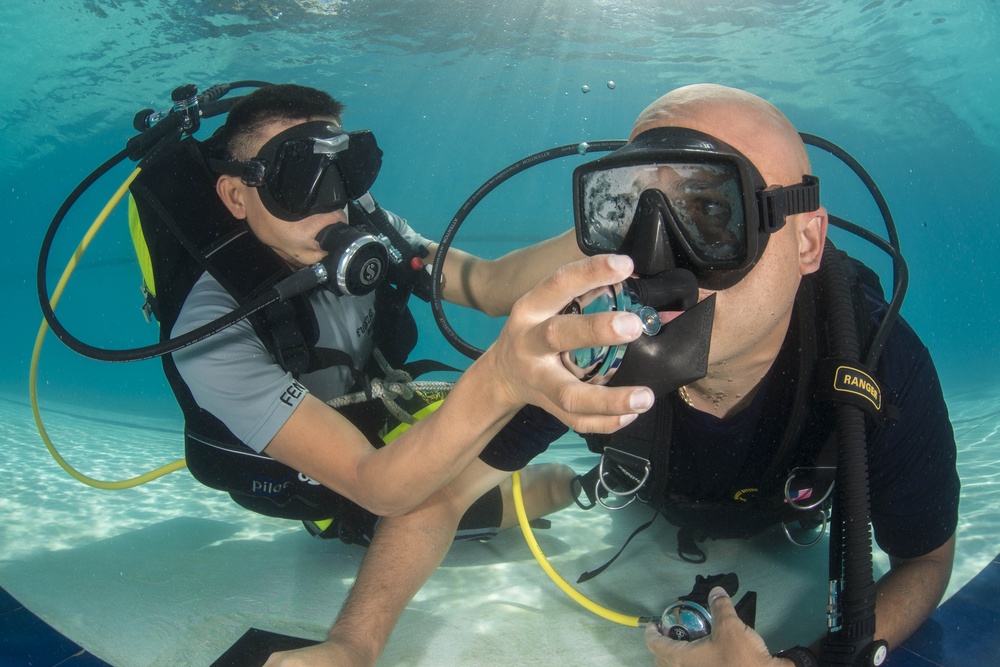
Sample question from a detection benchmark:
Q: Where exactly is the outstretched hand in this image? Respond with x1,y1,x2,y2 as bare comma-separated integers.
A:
645,587,785,667
484,254,654,434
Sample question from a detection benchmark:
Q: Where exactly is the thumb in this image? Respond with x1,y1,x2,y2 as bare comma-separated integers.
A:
707,586,739,624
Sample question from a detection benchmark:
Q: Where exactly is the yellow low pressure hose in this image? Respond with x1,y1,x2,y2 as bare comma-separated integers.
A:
31,166,188,490
511,470,650,627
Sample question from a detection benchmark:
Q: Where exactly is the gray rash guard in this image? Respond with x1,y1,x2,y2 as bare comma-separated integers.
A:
171,211,429,453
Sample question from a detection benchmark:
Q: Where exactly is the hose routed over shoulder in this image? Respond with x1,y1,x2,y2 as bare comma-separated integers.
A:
819,243,879,663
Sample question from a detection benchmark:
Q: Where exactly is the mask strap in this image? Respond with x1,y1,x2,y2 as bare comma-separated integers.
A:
759,174,821,231
207,157,267,187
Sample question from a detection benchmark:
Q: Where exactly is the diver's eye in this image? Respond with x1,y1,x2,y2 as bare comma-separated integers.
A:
694,197,732,223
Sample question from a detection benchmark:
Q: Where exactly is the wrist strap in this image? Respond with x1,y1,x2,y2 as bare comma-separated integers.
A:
774,646,820,667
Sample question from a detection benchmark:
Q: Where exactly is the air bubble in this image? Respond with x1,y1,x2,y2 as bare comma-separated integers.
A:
607,80,616,90
577,142,590,155
581,84,591,94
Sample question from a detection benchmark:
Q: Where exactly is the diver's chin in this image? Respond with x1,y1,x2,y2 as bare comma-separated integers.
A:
660,310,684,325
667,290,717,322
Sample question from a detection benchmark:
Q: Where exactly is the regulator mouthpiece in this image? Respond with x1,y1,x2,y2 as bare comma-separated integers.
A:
561,282,657,385
316,225,388,297
560,269,714,397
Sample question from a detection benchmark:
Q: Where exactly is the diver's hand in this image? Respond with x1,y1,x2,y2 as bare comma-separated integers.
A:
263,638,376,667
484,254,653,434
645,587,786,667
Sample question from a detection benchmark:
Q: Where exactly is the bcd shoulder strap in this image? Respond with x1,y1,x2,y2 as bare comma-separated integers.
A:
129,138,320,376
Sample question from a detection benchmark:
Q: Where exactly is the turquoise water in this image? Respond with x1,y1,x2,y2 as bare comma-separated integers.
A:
1,1,999,664
3,0,998,406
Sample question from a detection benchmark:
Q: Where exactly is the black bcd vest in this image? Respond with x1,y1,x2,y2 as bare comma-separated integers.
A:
577,246,893,555
129,136,432,520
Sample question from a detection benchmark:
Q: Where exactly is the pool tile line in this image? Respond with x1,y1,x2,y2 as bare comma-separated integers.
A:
0,587,112,667
885,551,1000,666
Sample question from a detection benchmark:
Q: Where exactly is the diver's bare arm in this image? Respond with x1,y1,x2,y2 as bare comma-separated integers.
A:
260,490,469,667
266,254,649,517
430,229,584,316
325,511,457,665
328,462,510,666
871,532,955,648
262,463,506,667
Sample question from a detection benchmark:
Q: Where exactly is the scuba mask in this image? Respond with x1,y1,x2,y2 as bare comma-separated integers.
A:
573,126,820,291
211,120,383,222
563,128,819,396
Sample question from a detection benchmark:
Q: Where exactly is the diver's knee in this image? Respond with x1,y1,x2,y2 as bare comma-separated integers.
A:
519,462,578,512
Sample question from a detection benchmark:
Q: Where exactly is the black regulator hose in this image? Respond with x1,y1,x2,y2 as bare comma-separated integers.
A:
430,140,626,360
38,258,330,363
800,134,904,666
800,133,907,368
37,80,288,363
434,135,907,368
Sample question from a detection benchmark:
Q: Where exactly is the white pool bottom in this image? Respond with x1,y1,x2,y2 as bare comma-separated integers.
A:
1,386,996,666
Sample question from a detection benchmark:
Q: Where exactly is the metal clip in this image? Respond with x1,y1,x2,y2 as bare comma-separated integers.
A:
783,466,835,510
782,509,828,548
596,447,651,510
139,283,154,323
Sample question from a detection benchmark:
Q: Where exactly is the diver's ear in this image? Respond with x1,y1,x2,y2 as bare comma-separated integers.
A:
798,206,827,276
216,174,248,220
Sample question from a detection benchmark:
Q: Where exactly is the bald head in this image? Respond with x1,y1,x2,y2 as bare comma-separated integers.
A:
631,84,811,186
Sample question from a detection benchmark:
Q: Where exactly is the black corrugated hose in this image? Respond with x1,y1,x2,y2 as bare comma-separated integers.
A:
819,243,881,665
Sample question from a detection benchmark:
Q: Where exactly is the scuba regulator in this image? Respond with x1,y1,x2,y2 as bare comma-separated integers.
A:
314,224,390,298
559,269,715,398
659,573,757,641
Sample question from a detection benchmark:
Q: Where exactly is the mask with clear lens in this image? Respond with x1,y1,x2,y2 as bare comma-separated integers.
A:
573,127,820,290
579,161,749,268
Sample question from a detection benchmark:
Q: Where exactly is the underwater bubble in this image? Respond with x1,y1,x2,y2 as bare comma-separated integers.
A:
577,142,590,155
581,84,591,94
607,80,616,90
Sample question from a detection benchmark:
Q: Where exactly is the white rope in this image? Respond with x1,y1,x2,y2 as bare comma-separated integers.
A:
324,348,454,424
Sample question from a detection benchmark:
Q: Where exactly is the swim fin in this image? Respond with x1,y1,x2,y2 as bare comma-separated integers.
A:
211,628,320,667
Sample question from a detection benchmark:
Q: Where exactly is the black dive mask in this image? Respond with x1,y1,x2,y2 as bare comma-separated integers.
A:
573,127,820,291
562,127,819,395
212,120,383,222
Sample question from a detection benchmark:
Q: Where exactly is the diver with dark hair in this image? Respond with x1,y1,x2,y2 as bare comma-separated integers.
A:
123,83,659,663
